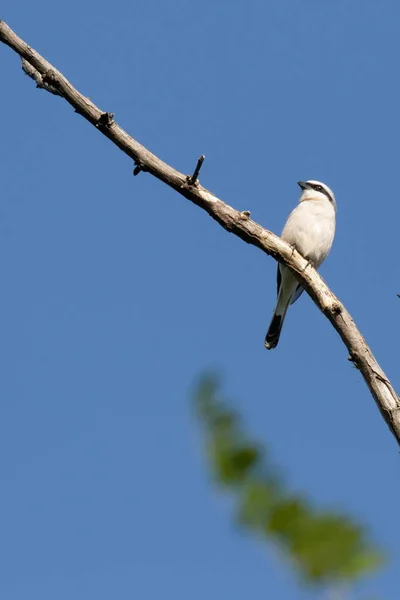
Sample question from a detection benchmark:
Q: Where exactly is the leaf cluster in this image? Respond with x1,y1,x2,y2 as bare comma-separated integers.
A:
194,374,384,587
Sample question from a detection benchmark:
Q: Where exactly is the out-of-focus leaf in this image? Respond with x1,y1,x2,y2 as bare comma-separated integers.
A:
193,373,385,588
211,440,262,485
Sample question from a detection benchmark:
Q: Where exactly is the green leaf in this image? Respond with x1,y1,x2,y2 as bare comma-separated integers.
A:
193,373,385,588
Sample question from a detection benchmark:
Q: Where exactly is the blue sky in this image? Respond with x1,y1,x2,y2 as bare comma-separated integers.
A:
1,1,400,598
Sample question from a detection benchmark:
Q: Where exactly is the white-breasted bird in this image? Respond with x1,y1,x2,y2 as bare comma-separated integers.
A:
265,180,336,349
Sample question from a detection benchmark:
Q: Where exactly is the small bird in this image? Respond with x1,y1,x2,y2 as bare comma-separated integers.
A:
265,180,336,349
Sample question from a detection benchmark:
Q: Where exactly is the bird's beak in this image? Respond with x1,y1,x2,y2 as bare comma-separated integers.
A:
297,181,310,190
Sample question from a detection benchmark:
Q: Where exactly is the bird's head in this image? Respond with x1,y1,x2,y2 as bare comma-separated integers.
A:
297,180,336,211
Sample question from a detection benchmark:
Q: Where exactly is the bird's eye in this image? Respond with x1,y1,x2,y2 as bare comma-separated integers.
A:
316,185,323,191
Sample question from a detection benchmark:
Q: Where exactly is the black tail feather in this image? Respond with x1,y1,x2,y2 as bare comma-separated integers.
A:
264,314,282,349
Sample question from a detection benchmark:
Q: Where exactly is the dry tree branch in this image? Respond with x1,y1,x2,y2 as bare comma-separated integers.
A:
1,19,400,445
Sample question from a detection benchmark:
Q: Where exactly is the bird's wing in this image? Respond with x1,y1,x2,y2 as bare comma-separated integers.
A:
290,284,304,305
277,264,303,305
276,265,281,295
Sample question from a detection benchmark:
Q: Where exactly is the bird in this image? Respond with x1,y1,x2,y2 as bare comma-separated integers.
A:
264,180,336,350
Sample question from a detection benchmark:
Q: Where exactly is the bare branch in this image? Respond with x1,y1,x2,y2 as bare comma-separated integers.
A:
21,57,61,96
1,19,400,446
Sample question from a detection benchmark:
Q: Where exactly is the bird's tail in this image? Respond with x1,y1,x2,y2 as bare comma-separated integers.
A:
264,295,291,350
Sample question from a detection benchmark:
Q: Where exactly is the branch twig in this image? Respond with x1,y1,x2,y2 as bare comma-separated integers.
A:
1,20,400,446
188,154,205,185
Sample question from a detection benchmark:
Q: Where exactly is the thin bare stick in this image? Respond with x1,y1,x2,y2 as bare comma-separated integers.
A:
1,19,399,445
188,155,205,185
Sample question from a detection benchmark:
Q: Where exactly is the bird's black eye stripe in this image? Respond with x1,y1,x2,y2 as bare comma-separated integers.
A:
311,184,323,192
310,183,333,203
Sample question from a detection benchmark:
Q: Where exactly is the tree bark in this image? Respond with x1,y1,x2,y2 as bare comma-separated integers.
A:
1,19,399,445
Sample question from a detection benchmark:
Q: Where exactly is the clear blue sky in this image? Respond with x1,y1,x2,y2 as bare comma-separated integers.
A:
1,1,399,598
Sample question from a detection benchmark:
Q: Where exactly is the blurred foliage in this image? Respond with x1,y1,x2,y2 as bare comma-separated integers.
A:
194,373,385,588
